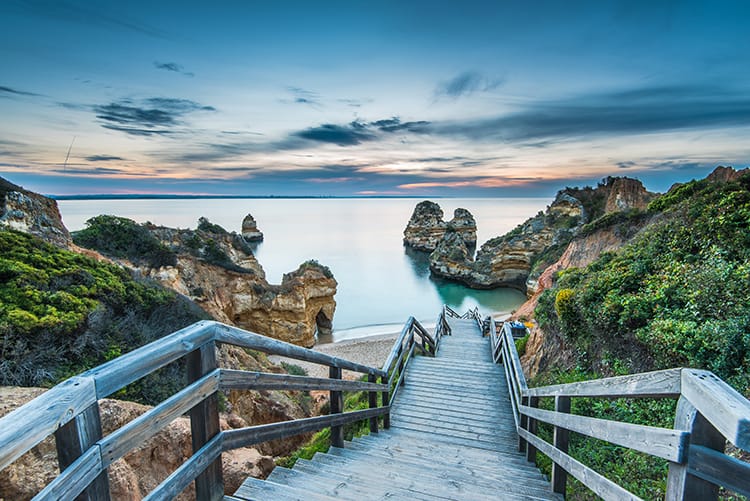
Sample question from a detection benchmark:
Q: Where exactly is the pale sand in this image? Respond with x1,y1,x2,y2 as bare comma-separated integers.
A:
269,332,400,380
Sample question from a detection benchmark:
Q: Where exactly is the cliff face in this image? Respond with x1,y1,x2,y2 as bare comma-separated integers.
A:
429,177,653,292
141,222,335,348
0,177,71,248
403,201,477,251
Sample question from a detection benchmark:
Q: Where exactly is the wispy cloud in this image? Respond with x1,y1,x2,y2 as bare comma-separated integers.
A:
0,85,41,98
434,71,504,99
85,154,126,162
13,0,168,38
153,61,194,77
284,86,321,107
434,84,750,142
93,97,215,136
293,121,376,146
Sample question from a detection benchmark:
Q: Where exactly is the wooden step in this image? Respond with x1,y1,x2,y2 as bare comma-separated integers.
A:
233,476,338,501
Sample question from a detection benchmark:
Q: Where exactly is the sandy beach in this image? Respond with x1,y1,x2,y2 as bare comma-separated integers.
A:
269,332,400,380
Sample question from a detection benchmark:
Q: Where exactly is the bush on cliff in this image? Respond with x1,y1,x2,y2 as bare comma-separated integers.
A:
72,214,177,268
0,230,209,403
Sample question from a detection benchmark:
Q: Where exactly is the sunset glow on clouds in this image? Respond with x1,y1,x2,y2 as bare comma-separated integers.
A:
1,1,749,196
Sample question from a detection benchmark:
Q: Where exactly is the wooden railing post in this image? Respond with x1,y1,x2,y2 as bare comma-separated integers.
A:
666,396,724,500
187,341,223,501
329,366,345,448
382,374,391,429
54,401,110,500
368,374,379,434
526,396,539,463
552,395,571,497
398,344,406,386
519,395,529,453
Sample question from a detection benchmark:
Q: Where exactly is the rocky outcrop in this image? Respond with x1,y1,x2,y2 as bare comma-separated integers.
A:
241,213,264,242
0,177,71,247
151,228,335,347
429,177,653,292
602,177,653,213
403,201,477,251
430,192,584,290
0,387,277,501
706,165,749,184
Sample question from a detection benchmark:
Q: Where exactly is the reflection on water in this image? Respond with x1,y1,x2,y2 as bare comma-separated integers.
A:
403,246,431,277
430,276,526,314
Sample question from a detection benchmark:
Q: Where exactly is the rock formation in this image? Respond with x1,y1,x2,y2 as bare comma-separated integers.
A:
403,201,477,251
0,387,278,501
429,177,654,292
241,213,264,242
121,220,336,348
0,177,71,247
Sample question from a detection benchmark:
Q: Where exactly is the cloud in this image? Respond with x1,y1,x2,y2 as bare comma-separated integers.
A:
435,71,504,99
93,97,215,136
434,83,750,143
370,118,431,133
154,61,194,77
13,0,168,38
293,122,376,146
85,154,126,162
0,85,41,98
286,86,321,107
617,161,636,169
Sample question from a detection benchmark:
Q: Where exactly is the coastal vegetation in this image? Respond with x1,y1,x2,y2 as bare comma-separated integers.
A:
531,170,750,498
0,229,209,402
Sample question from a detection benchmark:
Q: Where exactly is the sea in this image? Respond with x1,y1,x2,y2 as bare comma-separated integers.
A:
58,198,549,342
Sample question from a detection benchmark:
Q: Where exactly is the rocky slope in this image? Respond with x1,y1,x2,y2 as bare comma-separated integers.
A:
403,200,477,251
74,215,337,347
429,177,654,291
0,177,71,247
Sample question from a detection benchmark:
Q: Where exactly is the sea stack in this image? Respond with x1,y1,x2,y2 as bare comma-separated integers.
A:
241,213,264,242
403,200,477,251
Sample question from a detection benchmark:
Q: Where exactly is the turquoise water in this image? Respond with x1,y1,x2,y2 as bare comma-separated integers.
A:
58,198,548,341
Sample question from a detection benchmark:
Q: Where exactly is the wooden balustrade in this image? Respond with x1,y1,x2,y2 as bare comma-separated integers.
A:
490,316,750,500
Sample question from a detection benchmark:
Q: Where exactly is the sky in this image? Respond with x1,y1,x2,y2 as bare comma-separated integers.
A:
1,0,749,197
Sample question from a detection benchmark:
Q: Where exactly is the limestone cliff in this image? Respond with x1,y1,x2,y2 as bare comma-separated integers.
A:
429,177,654,292
403,201,477,251
0,387,278,501
0,177,71,247
74,216,337,348
241,213,264,242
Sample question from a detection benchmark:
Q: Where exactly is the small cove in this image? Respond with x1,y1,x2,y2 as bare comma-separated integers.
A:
59,197,549,341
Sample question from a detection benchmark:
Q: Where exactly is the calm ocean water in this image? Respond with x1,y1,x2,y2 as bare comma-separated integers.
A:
58,198,549,341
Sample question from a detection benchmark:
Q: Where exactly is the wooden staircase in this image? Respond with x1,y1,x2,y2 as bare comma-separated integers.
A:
229,317,559,500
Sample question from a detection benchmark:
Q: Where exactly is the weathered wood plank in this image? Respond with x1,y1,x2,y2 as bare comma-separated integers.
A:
382,319,415,373
687,445,750,498
143,433,223,501
83,320,215,398
214,323,385,377
188,341,223,501
54,402,109,500
503,323,528,392
551,396,571,495
526,368,682,398
219,369,386,392
519,404,689,462
32,446,103,501
0,375,97,471
98,369,220,467
329,366,344,449
368,374,379,433
518,428,641,500
666,396,725,501
388,342,416,406
222,407,389,451
681,369,750,449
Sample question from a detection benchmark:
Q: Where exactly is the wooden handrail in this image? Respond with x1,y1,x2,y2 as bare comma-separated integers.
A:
489,314,750,500
0,320,392,500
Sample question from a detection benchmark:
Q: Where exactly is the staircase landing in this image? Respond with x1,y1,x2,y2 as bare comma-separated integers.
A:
229,317,557,500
